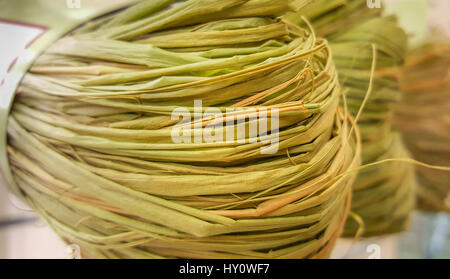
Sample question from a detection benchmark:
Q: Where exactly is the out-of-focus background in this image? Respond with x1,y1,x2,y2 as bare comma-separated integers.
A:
0,0,449,259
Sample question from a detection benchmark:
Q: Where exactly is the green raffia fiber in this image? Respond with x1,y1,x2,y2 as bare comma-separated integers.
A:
5,0,361,258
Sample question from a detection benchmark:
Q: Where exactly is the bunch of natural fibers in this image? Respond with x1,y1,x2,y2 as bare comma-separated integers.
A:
325,17,416,237
394,43,450,213
4,0,361,259
285,3,417,237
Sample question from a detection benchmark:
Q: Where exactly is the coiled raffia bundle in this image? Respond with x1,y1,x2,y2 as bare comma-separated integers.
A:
330,17,416,236
4,0,361,259
394,43,450,213
284,1,416,236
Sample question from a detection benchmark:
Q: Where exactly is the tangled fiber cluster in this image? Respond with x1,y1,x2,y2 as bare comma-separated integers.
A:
5,0,361,258
285,1,416,237
394,43,450,213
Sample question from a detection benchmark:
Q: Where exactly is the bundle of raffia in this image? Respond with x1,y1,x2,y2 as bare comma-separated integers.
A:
284,1,417,236
394,42,450,213
331,17,416,237
3,0,361,258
